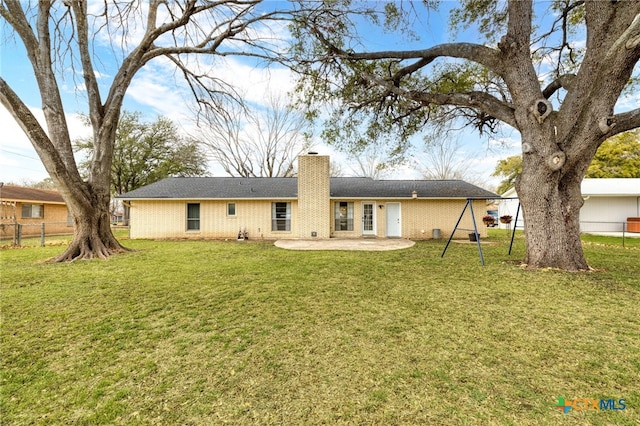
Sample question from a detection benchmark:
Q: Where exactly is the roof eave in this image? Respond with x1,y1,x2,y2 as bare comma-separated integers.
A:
120,197,298,201
0,198,66,205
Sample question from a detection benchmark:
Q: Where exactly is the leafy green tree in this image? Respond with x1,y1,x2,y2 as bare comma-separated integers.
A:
76,111,207,195
292,0,640,270
586,130,640,178
492,155,522,195
494,130,640,193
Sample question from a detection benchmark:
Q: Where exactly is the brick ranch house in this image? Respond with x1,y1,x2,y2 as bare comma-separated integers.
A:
118,154,498,241
0,184,71,239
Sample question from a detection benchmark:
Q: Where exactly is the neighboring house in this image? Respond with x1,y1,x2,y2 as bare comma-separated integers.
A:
118,154,498,241
499,178,640,233
112,209,125,225
0,184,72,238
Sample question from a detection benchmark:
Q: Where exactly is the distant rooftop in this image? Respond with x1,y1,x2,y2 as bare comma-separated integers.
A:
502,178,640,198
0,184,65,204
581,178,640,196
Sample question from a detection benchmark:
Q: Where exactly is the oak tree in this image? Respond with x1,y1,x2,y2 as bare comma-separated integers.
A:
76,111,207,194
292,0,640,270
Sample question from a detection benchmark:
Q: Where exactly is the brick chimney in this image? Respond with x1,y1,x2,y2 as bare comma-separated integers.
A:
297,153,330,238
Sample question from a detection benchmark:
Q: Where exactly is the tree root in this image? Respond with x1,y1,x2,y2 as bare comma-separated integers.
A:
48,237,131,262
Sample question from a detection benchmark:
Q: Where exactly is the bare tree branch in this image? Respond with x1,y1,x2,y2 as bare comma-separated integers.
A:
0,0,304,261
194,93,311,177
612,107,640,135
542,73,576,99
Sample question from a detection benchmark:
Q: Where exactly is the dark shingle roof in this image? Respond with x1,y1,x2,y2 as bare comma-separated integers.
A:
330,178,497,198
118,177,298,199
118,177,498,200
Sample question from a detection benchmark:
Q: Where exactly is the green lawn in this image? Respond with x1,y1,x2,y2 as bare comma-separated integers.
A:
1,230,639,425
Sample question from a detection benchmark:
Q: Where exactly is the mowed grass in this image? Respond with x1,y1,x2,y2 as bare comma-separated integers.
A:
1,230,639,425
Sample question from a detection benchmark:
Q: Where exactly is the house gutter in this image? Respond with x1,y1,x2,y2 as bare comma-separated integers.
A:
117,197,299,201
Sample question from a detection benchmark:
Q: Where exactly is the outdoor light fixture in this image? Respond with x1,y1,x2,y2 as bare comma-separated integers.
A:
378,205,384,209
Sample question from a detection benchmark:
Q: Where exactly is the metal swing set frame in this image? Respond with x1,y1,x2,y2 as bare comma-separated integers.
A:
441,197,521,266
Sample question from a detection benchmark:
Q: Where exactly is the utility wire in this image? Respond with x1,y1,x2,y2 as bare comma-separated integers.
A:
0,148,39,160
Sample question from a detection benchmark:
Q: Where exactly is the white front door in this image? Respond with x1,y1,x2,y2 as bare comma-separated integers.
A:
386,202,401,237
362,202,376,236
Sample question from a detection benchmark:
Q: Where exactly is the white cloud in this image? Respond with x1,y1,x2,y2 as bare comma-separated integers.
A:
125,52,298,117
126,62,192,119
0,106,91,184
215,58,297,104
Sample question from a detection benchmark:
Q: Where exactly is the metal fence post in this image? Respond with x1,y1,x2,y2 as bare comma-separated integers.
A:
41,223,45,247
16,223,22,246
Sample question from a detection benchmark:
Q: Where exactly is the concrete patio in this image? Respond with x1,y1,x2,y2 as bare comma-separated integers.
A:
274,238,415,251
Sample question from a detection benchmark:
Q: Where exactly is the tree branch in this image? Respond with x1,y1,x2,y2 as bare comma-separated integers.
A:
358,70,516,128
505,0,533,49
344,43,502,74
0,1,39,58
542,74,576,99
612,108,640,135
71,1,104,126
0,77,86,197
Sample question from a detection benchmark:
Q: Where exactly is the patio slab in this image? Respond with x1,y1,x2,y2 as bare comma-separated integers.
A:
274,238,415,251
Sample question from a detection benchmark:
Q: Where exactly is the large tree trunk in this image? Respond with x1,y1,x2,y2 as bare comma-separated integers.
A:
54,207,127,262
51,182,128,262
517,170,589,271
515,126,592,271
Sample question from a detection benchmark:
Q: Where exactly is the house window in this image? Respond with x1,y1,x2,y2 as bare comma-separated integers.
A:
186,203,200,231
334,201,354,231
22,204,44,219
227,202,236,216
272,202,291,231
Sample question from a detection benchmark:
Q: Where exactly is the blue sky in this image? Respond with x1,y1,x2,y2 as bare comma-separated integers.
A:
2,1,635,188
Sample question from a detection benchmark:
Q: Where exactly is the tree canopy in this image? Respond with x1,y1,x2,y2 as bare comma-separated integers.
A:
291,0,640,270
75,111,207,196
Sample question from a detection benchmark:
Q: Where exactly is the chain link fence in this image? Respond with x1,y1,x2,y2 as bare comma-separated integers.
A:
0,222,73,247
579,221,640,247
